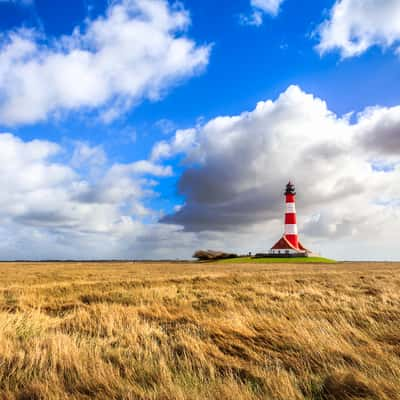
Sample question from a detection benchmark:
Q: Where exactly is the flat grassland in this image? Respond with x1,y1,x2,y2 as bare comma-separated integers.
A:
218,256,336,264
0,261,399,399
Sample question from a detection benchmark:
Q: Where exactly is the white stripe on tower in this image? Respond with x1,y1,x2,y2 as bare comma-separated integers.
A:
286,203,296,213
284,224,298,235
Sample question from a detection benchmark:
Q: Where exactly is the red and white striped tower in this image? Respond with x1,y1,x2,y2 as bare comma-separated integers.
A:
270,181,311,256
284,181,299,249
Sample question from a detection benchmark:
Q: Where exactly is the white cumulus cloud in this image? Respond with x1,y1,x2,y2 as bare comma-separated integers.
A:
156,86,400,260
0,133,182,259
0,0,210,125
317,0,400,58
2,87,400,260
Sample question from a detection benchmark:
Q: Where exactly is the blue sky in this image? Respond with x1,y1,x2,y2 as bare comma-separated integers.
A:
0,0,399,260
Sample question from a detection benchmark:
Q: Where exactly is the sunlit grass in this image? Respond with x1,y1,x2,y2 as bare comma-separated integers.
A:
217,256,336,264
0,261,398,399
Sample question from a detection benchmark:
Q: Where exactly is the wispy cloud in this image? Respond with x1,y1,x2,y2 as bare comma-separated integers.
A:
240,0,285,26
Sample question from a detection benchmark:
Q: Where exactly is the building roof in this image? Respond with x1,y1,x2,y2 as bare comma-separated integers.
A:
271,235,308,253
297,241,308,252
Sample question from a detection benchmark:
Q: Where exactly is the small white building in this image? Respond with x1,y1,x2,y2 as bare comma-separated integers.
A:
269,235,308,256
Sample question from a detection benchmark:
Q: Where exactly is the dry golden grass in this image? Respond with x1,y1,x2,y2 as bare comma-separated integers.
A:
0,261,399,399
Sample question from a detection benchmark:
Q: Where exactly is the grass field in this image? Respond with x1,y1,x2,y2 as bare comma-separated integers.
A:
0,261,399,399
217,257,336,264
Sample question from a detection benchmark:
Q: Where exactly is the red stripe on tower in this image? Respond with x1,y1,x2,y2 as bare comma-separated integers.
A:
284,181,299,249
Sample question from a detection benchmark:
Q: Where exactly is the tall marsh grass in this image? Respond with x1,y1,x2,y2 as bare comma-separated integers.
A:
0,261,399,399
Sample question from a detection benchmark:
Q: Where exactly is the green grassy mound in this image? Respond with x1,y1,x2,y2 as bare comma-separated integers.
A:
217,256,336,264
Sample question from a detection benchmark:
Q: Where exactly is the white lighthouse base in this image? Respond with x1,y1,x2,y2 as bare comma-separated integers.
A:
255,235,314,258
253,252,309,259
270,248,304,256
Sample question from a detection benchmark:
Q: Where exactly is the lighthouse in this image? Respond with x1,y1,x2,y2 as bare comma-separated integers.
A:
270,181,310,257
284,181,299,249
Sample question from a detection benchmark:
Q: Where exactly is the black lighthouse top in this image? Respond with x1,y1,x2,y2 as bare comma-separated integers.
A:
284,181,296,196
